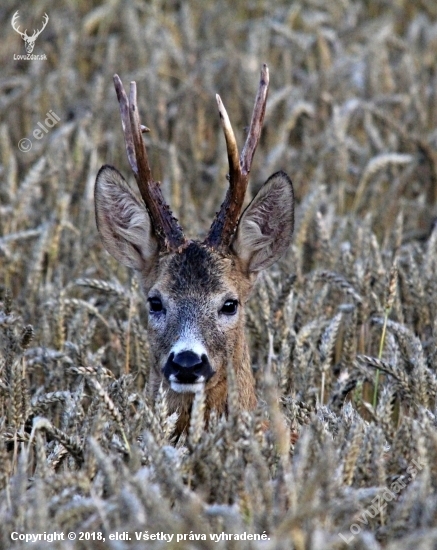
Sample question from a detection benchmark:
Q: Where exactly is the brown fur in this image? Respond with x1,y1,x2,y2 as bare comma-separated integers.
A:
143,242,257,433
94,167,294,436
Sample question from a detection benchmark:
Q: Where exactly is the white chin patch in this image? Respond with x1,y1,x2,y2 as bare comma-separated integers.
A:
169,375,205,393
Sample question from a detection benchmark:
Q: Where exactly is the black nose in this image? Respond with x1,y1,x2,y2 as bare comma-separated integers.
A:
163,351,214,385
173,351,203,368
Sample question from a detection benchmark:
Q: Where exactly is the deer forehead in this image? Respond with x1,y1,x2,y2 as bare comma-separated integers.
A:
145,241,251,299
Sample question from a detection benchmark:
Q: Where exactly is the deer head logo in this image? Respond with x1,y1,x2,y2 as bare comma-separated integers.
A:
11,11,49,54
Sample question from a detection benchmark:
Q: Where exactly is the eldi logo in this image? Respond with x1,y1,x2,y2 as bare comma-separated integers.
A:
12,10,48,60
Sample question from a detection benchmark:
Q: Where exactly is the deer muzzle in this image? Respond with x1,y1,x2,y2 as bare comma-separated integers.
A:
163,350,214,392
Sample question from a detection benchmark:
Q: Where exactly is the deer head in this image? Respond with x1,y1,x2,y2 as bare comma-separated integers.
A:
94,66,294,434
12,11,49,54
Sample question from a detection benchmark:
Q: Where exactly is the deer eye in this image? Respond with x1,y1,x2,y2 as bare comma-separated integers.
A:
220,299,238,315
148,297,164,313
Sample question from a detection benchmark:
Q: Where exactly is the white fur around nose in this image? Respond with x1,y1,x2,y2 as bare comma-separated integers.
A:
170,338,207,359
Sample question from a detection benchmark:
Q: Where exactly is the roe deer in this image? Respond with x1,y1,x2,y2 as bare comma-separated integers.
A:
94,65,294,435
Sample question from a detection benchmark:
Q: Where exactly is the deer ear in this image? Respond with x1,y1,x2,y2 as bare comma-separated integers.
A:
94,165,158,270
231,171,294,273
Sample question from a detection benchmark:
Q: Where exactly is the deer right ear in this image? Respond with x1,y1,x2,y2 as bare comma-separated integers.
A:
94,165,158,270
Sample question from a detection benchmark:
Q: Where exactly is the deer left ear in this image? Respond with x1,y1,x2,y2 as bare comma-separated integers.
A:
231,171,294,273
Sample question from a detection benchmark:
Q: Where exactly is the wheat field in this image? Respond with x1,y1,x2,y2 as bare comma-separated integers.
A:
1,0,437,548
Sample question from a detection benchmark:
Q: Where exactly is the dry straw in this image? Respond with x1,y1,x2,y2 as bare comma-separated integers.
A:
1,1,437,548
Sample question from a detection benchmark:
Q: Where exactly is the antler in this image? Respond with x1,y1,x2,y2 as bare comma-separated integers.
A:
11,11,27,39
31,13,49,40
205,64,270,249
113,75,186,251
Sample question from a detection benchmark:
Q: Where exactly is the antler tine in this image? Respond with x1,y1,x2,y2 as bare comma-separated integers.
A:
205,64,270,249
128,82,154,187
241,64,269,174
30,13,49,39
113,74,185,250
215,94,240,187
12,11,26,38
113,75,137,174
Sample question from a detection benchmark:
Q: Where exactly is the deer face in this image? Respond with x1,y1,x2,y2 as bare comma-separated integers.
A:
143,242,253,393
95,166,293,398
94,67,294,430
24,38,36,54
